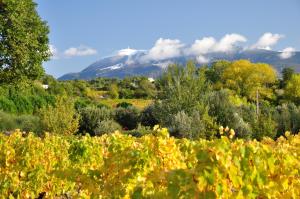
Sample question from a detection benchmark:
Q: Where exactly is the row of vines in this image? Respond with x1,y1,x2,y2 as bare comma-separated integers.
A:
0,128,300,198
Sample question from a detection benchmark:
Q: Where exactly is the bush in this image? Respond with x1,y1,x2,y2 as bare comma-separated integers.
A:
74,99,89,111
39,96,79,135
116,102,133,109
275,103,300,136
140,104,159,127
79,107,113,135
0,97,16,113
10,95,34,114
168,110,216,139
15,115,42,134
114,106,140,130
0,112,41,134
94,120,122,136
0,111,16,132
125,124,153,137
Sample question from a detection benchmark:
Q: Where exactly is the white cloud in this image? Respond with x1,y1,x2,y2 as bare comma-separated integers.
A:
252,32,284,50
49,44,59,59
153,61,174,69
279,47,296,59
117,48,138,56
188,37,216,55
186,34,246,64
214,34,247,52
187,34,246,56
196,55,210,64
64,46,97,57
142,38,185,61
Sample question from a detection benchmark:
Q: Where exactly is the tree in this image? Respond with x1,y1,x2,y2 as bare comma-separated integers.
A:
108,83,119,99
0,0,50,83
154,61,216,139
285,74,300,104
39,96,79,135
282,67,295,85
221,60,277,101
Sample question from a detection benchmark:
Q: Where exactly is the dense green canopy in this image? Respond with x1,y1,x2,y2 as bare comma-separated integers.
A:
0,0,50,83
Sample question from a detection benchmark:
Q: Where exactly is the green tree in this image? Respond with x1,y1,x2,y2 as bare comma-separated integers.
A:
0,0,50,83
281,67,295,88
155,61,216,139
108,83,119,99
285,74,300,104
39,96,79,135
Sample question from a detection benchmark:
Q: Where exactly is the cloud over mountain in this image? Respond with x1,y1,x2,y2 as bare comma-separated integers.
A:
251,33,284,50
64,46,97,57
141,38,185,61
279,47,296,59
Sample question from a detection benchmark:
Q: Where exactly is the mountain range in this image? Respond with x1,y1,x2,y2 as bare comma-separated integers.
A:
59,49,300,80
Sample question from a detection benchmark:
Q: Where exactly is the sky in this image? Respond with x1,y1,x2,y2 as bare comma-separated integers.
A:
35,0,300,78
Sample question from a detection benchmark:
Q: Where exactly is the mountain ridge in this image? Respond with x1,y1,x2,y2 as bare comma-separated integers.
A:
59,49,300,80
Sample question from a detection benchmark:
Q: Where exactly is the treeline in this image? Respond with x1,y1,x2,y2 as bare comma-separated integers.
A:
1,59,300,140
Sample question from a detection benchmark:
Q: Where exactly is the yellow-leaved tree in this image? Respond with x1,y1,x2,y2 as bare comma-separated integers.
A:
221,60,277,101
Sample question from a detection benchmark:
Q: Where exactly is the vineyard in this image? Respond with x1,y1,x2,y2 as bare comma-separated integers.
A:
1,128,300,198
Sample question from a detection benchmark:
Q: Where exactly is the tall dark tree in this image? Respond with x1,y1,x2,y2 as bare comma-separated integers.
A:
0,0,50,83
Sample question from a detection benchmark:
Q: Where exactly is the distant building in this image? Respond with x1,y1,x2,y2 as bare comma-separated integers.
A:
42,84,49,89
148,78,155,83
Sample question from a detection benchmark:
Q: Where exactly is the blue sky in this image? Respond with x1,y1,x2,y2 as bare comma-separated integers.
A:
35,0,300,78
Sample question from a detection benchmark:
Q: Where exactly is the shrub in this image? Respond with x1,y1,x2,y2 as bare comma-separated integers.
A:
97,103,110,109
79,107,113,135
0,112,41,134
74,99,90,111
39,96,79,135
275,103,300,136
116,102,133,109
140,104,159,127
0,97,17,113
168,110,216,139
94,120,122,136
28,95,47,113
125,124,153,137
114,106,140,130
108,83,119,99
15,115,42,134
0,111,16,131
10,95,34,114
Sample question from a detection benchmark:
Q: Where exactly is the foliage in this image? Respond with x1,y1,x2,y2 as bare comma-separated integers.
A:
108,83,119,99
284,74,300,104
154,61,216,138
0,0,50,83
221,60,277,101
116,101,133,108
79,107,113,136
0,129,300,198
281,67,295,88
140,104,159,127
0,96,16,113
275,103,300,136
94,120,122,136
114,106,140,130
39,96,79,135
169,109,216,139
0,111,41,133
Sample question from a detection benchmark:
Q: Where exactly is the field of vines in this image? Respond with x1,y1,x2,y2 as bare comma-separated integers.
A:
1,128,300,198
